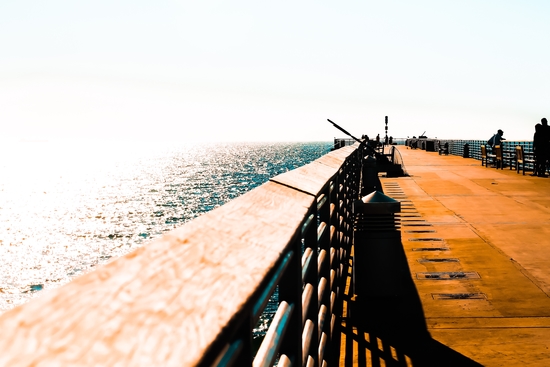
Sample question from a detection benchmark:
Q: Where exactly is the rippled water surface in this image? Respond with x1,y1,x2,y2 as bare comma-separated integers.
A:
0,140,331,313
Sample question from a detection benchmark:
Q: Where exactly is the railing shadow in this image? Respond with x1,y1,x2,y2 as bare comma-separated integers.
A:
334,241,483,367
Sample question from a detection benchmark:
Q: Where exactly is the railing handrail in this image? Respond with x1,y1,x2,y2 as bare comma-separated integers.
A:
0,143,362,367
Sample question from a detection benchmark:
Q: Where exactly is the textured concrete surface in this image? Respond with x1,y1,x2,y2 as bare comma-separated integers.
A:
338,147,550,366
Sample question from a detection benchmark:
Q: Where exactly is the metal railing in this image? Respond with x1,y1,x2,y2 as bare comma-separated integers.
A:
208,145,361,367
386,145,408,176
405,138,534,167
437,139,533,161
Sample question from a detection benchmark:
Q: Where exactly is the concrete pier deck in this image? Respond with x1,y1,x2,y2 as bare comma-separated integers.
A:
338,146,550,366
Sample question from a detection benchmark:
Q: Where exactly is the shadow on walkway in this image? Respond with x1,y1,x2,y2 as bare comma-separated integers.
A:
333,241,483,367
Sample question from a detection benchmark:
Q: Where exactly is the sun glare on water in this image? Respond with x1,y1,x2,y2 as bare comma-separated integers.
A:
0,139,331,313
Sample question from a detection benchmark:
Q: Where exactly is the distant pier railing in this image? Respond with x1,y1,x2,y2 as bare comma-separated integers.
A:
0,144,362,366
404,138,533,163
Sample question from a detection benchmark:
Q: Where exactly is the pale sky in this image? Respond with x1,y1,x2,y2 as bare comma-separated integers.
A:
1,1,549,142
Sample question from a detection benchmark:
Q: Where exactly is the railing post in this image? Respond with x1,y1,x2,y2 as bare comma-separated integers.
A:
329,167,347,366
317,185,331,366
278,237,303,367
328,177,339,336
303,208,319,367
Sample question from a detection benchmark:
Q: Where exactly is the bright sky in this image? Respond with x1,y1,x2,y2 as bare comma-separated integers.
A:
1,1,549,142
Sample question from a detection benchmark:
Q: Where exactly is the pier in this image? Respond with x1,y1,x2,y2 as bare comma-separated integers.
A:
338,146,550,366
1,142,550,366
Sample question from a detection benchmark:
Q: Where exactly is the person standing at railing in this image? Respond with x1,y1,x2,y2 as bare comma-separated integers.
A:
539,118,550,177
487,129,505,151
533,123,545,177
411,136,418,149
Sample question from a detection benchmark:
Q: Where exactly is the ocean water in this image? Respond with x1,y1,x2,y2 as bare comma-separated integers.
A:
0,140,332,317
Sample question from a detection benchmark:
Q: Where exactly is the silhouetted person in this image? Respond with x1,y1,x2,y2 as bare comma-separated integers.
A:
389,136,393,145
375,134,380,145
533,123,546,176
540,118,550,176
488,129,505,150
384,135,389,145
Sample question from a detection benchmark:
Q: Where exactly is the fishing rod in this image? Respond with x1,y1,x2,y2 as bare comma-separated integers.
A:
328,118,383,157
327,119,362,144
